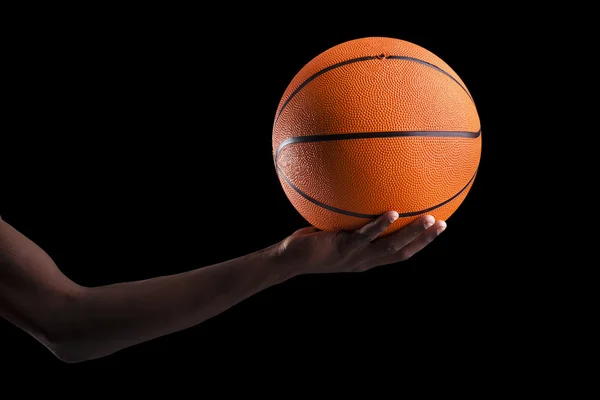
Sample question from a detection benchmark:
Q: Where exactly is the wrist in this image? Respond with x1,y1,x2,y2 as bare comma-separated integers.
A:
261,242,304,283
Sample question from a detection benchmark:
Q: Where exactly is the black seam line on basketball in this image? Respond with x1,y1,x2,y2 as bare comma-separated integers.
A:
274,130,481,162
276,165,478,219
274,55,472,124
386,56,473,102
275,56,375,124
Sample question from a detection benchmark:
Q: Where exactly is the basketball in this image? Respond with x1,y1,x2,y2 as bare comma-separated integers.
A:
272,37,481,237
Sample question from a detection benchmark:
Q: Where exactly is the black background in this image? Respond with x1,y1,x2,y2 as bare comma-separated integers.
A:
1,8,554,377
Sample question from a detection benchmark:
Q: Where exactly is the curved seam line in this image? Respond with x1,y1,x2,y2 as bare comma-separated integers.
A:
274,54,472,124
276,166,478,219
275,56,376,123
274,130,481,162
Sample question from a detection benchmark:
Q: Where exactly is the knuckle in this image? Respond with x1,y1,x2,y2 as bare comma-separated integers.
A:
409,226,427,237
386,244,401,254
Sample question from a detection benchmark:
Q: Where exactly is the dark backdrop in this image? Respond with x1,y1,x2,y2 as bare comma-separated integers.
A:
2,11,537,375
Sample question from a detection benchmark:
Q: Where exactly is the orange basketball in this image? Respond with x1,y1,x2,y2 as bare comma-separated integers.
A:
272,37,481,236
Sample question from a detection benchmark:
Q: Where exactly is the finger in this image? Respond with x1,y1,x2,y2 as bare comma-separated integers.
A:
291,226,320,237
373,220,446,266
368,215,436,257
352,211,400,244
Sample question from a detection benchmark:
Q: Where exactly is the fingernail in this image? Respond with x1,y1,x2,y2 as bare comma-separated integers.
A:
390,211,399,222
437,221,447,234
423,216,435,228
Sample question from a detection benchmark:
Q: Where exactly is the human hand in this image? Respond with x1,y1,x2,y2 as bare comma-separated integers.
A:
275,212,446,276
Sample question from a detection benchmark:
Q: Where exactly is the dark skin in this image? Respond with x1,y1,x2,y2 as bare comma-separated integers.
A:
0,211,446,363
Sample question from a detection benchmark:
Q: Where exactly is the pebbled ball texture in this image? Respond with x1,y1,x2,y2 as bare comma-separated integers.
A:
273,37,481,236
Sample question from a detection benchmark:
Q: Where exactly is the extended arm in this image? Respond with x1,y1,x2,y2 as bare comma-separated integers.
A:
0,217,291,363
0,211,445,363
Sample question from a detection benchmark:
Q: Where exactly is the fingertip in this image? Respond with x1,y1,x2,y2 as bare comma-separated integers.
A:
437,220,447,234
423,215,435,228
389,211,399,222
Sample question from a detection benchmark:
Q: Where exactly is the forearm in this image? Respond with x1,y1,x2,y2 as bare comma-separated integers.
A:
51,244,293,362
1,213,296,363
